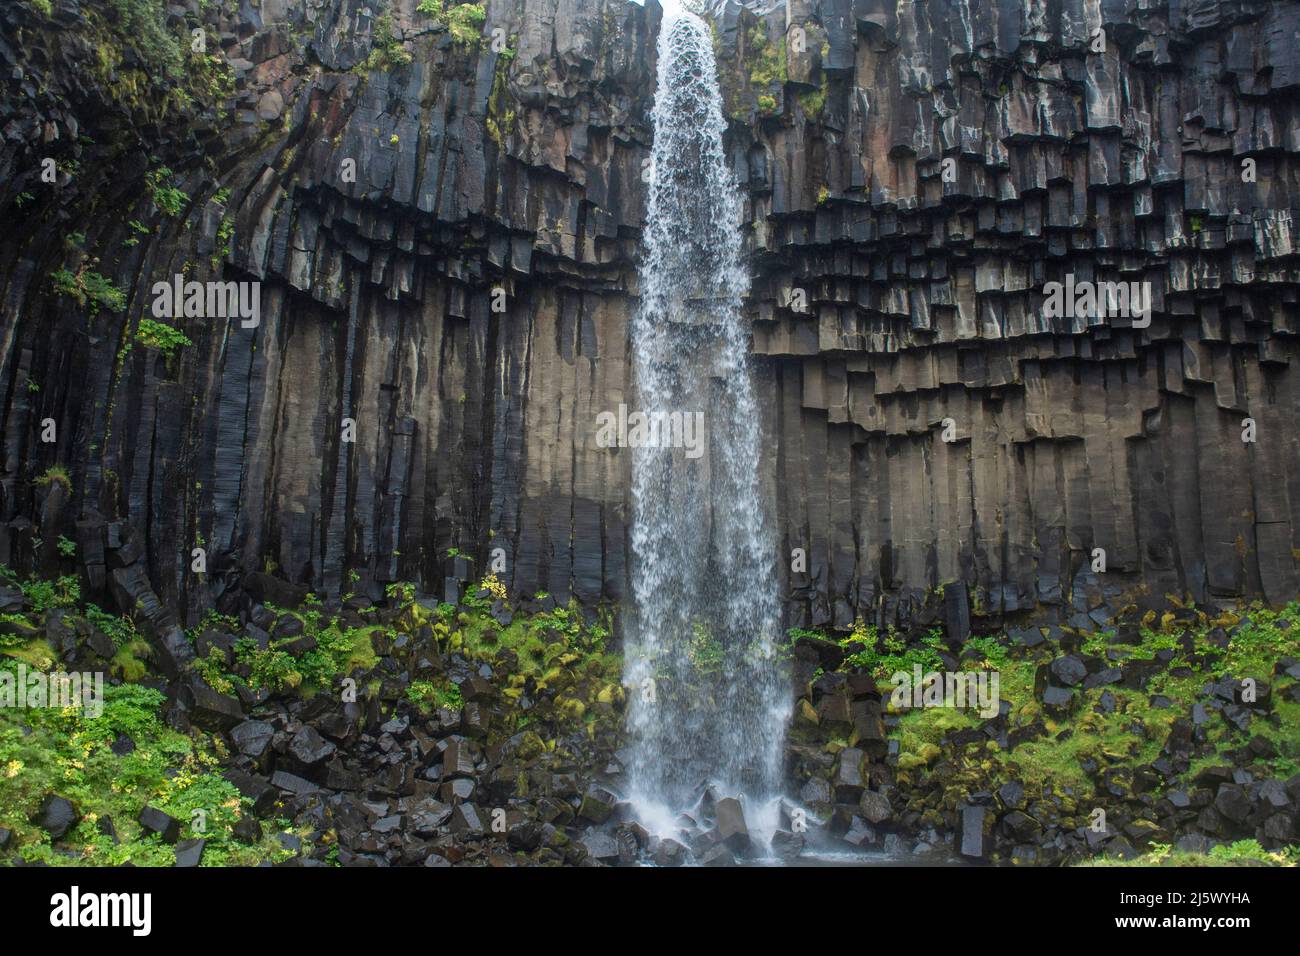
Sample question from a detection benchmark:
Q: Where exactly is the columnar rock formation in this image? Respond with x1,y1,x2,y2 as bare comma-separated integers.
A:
1,0,1299,635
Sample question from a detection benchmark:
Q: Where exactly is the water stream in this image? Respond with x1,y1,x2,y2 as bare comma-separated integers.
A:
623,4,790,853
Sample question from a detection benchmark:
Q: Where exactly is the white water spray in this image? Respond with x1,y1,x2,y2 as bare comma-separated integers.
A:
624,5,789,848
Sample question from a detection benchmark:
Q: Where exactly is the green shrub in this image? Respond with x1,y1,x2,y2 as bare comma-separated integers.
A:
146,166,188,216
363,13,413,71
109,0,184,79
134,319,192,357
446,2,486,44
50,266,127,312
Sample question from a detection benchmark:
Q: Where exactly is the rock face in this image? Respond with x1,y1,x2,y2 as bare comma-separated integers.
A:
1,0,1299,633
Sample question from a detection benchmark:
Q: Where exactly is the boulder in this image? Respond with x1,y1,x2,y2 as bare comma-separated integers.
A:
714,797,751,853
958,805,986,859
858,789,892,825
289,726,336,766
138,806,181,844
34,795,79,840
230,720,274,759
174,838,206,867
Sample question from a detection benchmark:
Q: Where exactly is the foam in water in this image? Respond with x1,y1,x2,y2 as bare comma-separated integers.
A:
623,5,790,851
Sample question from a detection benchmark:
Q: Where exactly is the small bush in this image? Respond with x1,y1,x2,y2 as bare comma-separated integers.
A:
134,319,192,358
50,265,127,312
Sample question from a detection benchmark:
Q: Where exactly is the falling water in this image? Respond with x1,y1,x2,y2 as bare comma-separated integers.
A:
624,5,789,846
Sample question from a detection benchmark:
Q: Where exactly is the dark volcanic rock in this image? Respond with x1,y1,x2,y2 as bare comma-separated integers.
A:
858,790,892,825
34,795,79,841
289,726,336,767
230,720,274,759
0,0,1293,640
137,806,181,844
958,805,986,860
714,797,751,853
174,838,206,867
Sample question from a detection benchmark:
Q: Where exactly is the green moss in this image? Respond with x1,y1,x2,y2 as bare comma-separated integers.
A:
747,21,787,88
486,41,518,147
33,466,72,492
1084,840,1298,868
104,0,183,80
211,214,234,270
798,596,1300,862
798,76,828,117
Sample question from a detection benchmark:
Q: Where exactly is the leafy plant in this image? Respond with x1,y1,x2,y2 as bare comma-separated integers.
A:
445,2,486,44
385,581,417,604
406,679,463,712
19,574,80,612
50,265,127,312
108,0,184,80
146,166,188,217
134,319,193,358
363,13,413,71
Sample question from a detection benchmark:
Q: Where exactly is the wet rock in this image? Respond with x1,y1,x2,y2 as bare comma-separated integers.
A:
800,777,832,807
652,838,687,866
181,677,245,731
833,747,865,801
715,797,751,853
997,781,1025,811
441,739,477,778
770,828,804,860
843,817,875,847
858,789,892,825
580,831,621,864
222,770,277,815
1175,833,1215,854
958,805,986,859
698,844,736,866
270,771,320,796
578,787,617,824
449,804,484,836
1041,686,1076,714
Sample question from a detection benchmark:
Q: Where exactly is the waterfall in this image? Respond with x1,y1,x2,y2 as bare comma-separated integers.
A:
623,5,789,847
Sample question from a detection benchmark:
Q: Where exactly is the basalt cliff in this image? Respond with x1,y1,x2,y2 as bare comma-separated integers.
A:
3,0,1300,638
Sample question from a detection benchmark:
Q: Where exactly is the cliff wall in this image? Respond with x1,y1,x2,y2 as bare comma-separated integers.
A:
2,0,1299,633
